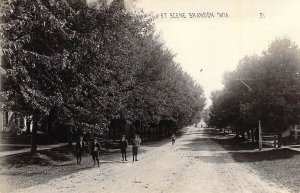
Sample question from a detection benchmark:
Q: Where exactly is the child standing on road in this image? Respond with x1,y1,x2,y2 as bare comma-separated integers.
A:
75,136,85,164
90,138,101,167
171,133,176,145
119,135,128,161
132,134,141,161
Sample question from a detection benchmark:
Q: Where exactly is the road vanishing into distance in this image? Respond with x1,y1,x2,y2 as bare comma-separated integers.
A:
12,127,289,193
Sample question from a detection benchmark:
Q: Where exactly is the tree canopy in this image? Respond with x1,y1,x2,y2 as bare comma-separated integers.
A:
209,38,300,135
0,0,206,152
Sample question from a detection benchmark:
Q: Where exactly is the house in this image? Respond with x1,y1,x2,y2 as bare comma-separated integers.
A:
196,119,207,128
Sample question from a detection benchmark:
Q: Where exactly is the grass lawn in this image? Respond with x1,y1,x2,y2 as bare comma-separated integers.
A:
213,135,300,192
231,149,300,192
0,145,30,152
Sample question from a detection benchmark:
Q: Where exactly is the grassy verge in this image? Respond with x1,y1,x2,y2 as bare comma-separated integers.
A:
231,149,300,192
213,136,300,192
0,145,30,151
0,142,151,192
0,146,122,192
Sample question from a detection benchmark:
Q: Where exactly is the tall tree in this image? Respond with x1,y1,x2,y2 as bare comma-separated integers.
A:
209,38,300,142
1,0,207,153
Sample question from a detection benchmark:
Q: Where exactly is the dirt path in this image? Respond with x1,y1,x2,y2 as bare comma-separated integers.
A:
9,126,290,193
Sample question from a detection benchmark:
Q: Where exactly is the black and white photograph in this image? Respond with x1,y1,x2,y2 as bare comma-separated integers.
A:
0,0,299,192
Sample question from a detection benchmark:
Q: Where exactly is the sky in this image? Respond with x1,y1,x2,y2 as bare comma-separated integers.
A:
89,0,300,107
132,0,300,107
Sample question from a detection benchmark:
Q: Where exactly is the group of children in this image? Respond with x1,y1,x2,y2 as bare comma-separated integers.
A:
119,134,142,162
75,134,143,166
76,136,101,166
75,133,176,166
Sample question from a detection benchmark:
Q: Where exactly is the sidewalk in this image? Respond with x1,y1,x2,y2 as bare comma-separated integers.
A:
0,143,67,158
282,144,300,152
261,141,300,152
216,135,300,152
262,138,300,152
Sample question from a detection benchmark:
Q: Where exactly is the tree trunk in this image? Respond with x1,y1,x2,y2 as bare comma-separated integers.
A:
68,126,73,147
109,124,113,139
48,117,54,142
31,114,38,154
129,125,133,139
141,123,144,139
250,129,255,142
113,126,116,142
26,119,31,134
159,126,162,138
148,126,151,139
152,126,155,138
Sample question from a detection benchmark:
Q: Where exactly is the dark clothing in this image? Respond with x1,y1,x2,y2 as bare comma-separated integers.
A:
132,138,141,161
119,139,128,153
121,153,127,161
171,135,176,145
132,146,138,155
120,139,128,161
90,142,101,166
90,142,101,151
76,141,85,154
121,149,127,154
132,138,140,155
90,142,101,156
91,151,99,158
75,141,85,164
172,138,175,145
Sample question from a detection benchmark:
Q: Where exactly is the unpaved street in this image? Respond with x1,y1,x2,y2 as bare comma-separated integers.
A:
11,127,290,193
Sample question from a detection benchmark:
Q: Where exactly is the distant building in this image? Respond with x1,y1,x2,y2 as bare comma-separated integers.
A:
196,119,207,128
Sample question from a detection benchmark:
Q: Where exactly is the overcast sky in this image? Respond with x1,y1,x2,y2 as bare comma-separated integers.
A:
131,0,300,107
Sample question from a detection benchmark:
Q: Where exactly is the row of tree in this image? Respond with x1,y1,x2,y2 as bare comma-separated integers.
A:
0,0,206,153
209,38,300,140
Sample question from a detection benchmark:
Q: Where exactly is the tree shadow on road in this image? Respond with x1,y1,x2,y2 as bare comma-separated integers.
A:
0,145,124,192
181,138,227,151
211,137,272,151
193,155,233,163
230,149,300,162
141,138,170,147
181,131,212,136
0,145,74,168
181,136,300,163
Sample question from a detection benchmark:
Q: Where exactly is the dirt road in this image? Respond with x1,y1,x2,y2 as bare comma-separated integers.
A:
10,126,290,193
